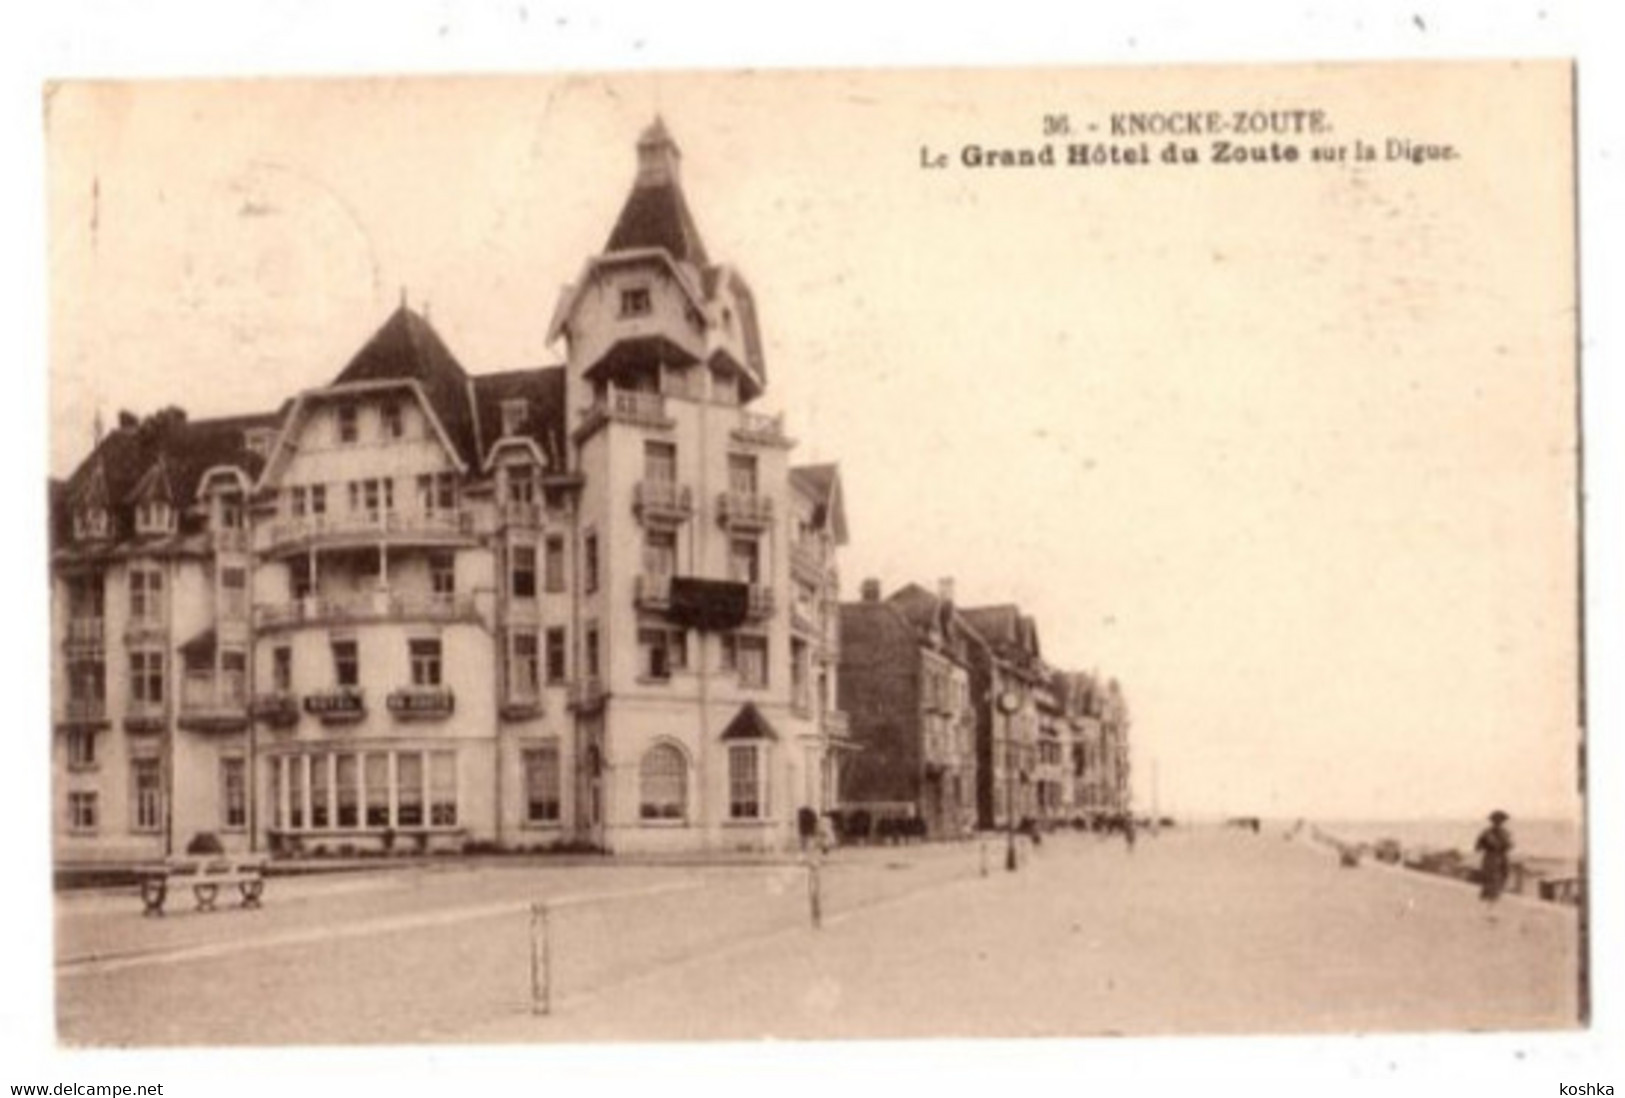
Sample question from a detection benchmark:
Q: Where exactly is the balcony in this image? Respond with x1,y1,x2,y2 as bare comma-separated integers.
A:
123,615,167,643
63,617,105,652
212,527,250,554
568,676,605,713
575,389,674,442
500,688,543,721
823,709,852,741
178,673,250,731
731,410,793,449
634,572,673,612
250,691,301,727
263,509,478,555
124,699,165,733
716,492,774,530
499,502,545,530
256,592,479,632
303,687,366,724
386,686,456,720
59,697,108,728
633,480,694,525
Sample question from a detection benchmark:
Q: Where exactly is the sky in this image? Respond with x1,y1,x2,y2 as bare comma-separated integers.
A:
44,63,1580,822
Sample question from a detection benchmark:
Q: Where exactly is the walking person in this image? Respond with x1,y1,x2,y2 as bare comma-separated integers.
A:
1475,810,1514,920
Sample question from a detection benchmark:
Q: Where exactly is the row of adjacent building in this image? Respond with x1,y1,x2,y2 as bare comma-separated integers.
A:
47,119,1128,864
835,579,1132,840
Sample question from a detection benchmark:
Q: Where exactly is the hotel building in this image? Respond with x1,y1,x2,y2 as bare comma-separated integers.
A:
49,120,854,862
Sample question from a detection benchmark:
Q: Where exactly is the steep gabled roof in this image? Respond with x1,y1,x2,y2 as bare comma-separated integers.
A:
471,366,568,471
330,305,479,467
604,118,710,266
961,604,1044,668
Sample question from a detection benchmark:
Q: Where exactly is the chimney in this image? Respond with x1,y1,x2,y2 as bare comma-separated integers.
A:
938,576,955,606
861,578,882,603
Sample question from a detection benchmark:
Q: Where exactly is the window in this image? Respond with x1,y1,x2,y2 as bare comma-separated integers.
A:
74,508,110,540
310,755,331,828
511,632,540,698
644,440,676,483
68,791,98,833
136,501,173,535
501,399,530,437
418,473,458,514
511,546,537,599
272,646,292,692
430,553,456,598
523,747,561,823
336,754,359,827
728,745,765,820
728,453,758,496
791,639,810,712
410,638,442,687
585,625,600,678
130,650,164,705
644,529,677,577
397,753,424,827
220,567,248,619
620,286,652,317
310,484,327,516
544,536,566,593
218,492,244,530
506,465,536,504
132,759,163,832
68,659,105,706
639,744,687,820
639,628,688,681
729,538,760,584
545,628,568,683
382,400,404,439
221,650,247,705
725,635,768,688
364,753,389,827
337,404,358,444
291,487,307,518
67,574,105,620
584,533,599,593
129,567,164,624
430,751,457,826
332,640,359,688
67,729,97,770
288,756,305,829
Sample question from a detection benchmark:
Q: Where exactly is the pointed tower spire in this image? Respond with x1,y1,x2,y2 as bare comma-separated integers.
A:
605,118,709,266
636,116,682,187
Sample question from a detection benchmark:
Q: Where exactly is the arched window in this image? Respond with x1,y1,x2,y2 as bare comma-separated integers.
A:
639,743,687,821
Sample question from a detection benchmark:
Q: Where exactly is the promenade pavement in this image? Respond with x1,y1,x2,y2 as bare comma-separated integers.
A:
54,827,1578,1046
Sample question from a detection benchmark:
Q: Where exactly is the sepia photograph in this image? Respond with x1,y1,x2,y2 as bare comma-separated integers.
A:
37,61,1584,1048
8,4,1623,1091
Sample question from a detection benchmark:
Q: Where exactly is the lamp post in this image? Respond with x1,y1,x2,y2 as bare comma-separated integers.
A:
997,688,1023,871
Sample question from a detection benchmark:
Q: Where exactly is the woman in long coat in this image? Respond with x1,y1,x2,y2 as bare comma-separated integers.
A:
1475,810,1514,904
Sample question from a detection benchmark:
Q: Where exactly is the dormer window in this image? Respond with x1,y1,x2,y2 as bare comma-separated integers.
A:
620,287,652,318
73,507,110,541
500,399,530,438
244,427,275,459
136,501,174,536
337,404,359,444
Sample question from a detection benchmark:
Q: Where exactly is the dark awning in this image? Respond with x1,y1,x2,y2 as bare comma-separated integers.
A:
668,576,750,632
179,627,217,663
581,335,700,383
720,702,779,743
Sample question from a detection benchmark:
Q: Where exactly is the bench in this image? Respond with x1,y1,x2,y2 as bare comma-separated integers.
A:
137,856,267,916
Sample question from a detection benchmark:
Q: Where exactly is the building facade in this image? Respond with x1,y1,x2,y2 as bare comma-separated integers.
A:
836,580,979,837
48,121,852,862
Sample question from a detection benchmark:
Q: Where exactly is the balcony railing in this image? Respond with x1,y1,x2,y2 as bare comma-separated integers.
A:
179,673,250,730
303,687,366,723
387,686,456,720
634,572,673,611
501,688,543,720
499,502,545,530
60,697,107,726
716,492,774,529
250,691,301,727
633,480,694,524
256,592,479,630
63,618,105,649
823,709,852,740
124,699,165,732
264,509,477,553
568,676,605,712
123,614,167,641
731,410,793,448
212,527,250,554
576,389,674,439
